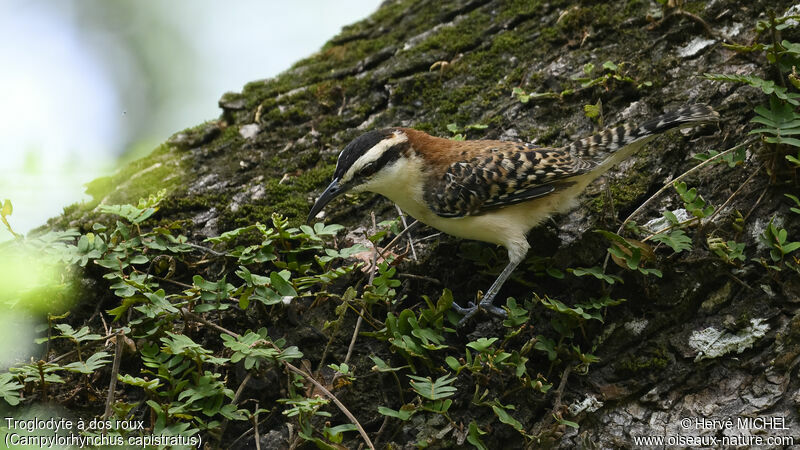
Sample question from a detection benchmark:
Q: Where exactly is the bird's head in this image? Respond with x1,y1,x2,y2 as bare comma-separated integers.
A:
307,128,410,223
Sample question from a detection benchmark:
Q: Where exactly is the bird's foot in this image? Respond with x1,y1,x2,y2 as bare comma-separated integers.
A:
452,299,506,327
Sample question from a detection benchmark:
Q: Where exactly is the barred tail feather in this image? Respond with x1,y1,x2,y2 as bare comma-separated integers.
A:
568,104,719,161
634,104,719,137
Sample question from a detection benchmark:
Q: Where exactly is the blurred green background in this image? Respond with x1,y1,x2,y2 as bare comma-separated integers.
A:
0,0,380,241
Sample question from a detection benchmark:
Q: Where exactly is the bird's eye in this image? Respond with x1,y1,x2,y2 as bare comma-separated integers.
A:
361,162,377,176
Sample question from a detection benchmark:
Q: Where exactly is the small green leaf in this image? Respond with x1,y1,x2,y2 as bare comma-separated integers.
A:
602,60,618,71
568,266,622,284
368,355,407,372
408,373,457,400
492,405,524,432
467,421,488,450
651,229,693,253
0,373,23,405
554,414,580,429
129,254,149,264
445,356,462,371
378,405,415,420
467,337,498,353
1,199,12,217
270,271,297,298
584,103,601,119
783,242,800,254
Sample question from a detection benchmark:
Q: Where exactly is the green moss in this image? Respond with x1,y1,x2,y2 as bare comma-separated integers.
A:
610,170,651,204
329,0,413,43
412,122,436,134
414,10,491,54
162,193,225,213
625,0,645,13
221,180,310,229
317,116,345,135
293,165,336,192
217,124,243,146
207,163,336,231
241,79,285,110
616,344,671,375
389,70,500,133
496,0,548,20
238,0,511,129
536,125,564,144
544,1,648,46
681,1,707,15
490,32,524,54
84,176,113,204
590,148,656,213
538,26,562,45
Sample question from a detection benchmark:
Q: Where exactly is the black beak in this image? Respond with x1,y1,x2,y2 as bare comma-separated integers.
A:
307,179,345,223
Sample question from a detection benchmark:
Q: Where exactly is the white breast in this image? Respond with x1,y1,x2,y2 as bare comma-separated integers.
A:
360,153,610,261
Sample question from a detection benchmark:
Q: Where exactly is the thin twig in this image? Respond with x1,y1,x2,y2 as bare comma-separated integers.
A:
284,361,375,450
317,309,346,374
229,414,272,448
395,205,418,261
149,273,244,306
641,217,697,242
741,184,769,224
550,365,572,417
616,138,756,235
367,220,419,273
727,273,756,292
99,313,110,337
372,384,392,448
344,213,378,366
182,308,375,450
412,232,441,244
49,330,118,364
149,274,193,289
604,138,757,269
397,273,441,285
103,331,124,419
702,162,764,226
253,402,262,450
216,372,254,447
673,10,718,40
232,373,252,405
182,308,238,337
185,242,226,257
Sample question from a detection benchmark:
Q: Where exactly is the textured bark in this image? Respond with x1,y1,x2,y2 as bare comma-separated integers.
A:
54,0,800,448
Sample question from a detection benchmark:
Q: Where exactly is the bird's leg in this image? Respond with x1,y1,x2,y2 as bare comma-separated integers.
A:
452,255,522,326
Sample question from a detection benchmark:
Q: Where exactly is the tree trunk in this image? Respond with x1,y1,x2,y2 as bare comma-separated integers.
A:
51,0,800,448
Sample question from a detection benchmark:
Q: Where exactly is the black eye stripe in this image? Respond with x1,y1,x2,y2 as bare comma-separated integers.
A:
358,141,409,178
334,128,398,180
361,161,378,176
382,142,408,164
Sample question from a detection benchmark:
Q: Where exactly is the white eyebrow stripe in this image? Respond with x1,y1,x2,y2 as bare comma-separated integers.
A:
341,131,407,182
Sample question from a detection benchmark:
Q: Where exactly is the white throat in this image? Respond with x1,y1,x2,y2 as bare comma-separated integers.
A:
358,154,429,218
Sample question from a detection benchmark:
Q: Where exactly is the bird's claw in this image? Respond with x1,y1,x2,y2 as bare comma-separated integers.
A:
452,299,507,327
450,301,476,315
